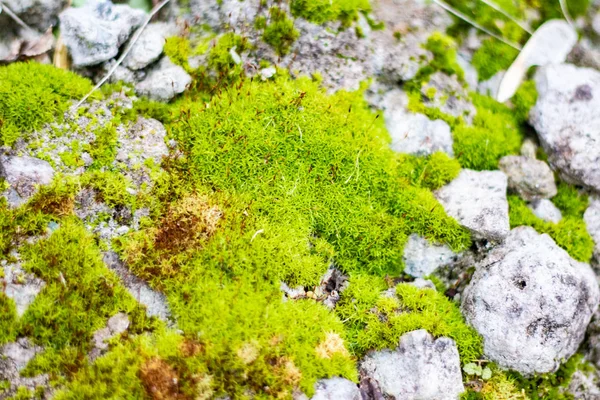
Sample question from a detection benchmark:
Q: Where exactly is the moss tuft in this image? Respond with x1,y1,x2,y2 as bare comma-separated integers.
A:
472,39,519,82
262,7,300,56
0,293,18,346
290,0,370,26
0,62,95,146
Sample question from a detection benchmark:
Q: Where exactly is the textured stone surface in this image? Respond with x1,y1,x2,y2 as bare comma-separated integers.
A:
380,88,454,156
421,72,476,123
462,227,599,375
2,0,67,30
435,169,509,241
135,57,192,102
530,63,600,191
0,338,48,398
311,377,361,400
567,369,600,400
2,260,45,316
499,155,557,201
403,234,457,278
123,22,175,70
529,199,562,224
0,155,54,207
59,0,145,67
360,329,464,400
585,196,600,261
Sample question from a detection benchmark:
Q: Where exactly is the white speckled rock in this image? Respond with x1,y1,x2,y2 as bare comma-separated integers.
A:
0,156,55,207
403,234,457,278
421,72,476,123
59,0,145,67
585,197,600,261
435,169,509,241
2,0,67,30
2,261,45,316
499,155,557,201
311,377,361,400
135,57,192,102
381,89,454,156
360,329,464,400
462,227,599,375
123,23,176,70
528,199,562,224
530,64,600,192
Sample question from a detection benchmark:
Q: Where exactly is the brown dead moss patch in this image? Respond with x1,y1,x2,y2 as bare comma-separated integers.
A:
315,332,349,359
140,357,188,400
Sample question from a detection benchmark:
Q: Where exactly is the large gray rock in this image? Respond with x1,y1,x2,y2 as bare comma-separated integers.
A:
0,338,48,398
0,156,55,207
530,64,600,192
311,378,360,400
585,196,600,262
59,0,146,67
462,227,600,375
528,199,562,224
122,22,175,70
403,234,457,278
499,155,557,201
360,329,464,400
435,169,509,241
381,89,454,156
2,0,67,30
135,57,192,102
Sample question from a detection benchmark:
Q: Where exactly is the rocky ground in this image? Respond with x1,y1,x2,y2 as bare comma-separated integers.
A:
2,0,600,399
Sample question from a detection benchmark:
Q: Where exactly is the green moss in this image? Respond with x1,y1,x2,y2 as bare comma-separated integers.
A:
290,0,370,26
0,62,95,146
89,122,118,168
552,182,589,218
262,7,300,56
508,195,593,262
81,171,134,208
18,219,141,350
472,39,520,82
512,80,538,122
164,36,192,70
0,293,18,345
337,279,482,361
208,33,251,74
397,152,461,190
408,33,464,89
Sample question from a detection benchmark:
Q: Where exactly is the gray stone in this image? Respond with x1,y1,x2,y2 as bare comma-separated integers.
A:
381,89,454,156
435,169,510,241
421,72,476,123
499,155,557,201
528,199,562,224
477,71,505,99
59,0,145,67
456,54,478,90
123,22,175,70
403,234,457,278
567,369,600,400
0,156,54,207
2,0,67,30
2,261,45,316
520,138,538,159
409,278,437,291
585,197,600,262
311,377,360,400
462,227,600,375
530,64,600,192
103,251,172,322
116,117,168,167
135,57,192,102
92,312,130,351
0,338,48,398
360,329,464,400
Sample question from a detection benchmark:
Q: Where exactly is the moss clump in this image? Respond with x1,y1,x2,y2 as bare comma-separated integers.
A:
508,195,593,262
18,219,141,350
0,293,18,345
0,62,94,146
262,7,300,56
512,80,538,123
290,0,370,26
337,279,482,361
208,33,251,75
472,39,520,82
397,152,461,190
164,36,191,71
552,182,589,218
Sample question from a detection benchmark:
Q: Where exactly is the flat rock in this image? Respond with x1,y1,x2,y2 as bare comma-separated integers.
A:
530,64,600,192
360,329,464,400
585,196,600,262
381,89,454,156
528,199,562,224
59,0,145,67
499,155,557,201
403,234,457,278
0,155,54,207
311,377,361,400
435,169,509,241
116,117,169,167
135,57,192,102
462,227,599,375
123,22,176,70
2,261,45,316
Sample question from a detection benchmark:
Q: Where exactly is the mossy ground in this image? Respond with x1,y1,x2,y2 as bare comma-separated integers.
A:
0,2,596,396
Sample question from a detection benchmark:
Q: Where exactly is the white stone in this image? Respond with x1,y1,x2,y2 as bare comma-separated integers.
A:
528,199,562,224
135,57,192,102
435,169,509,241
0,156,54,207
311,377,361,400
499,155,557,201
585,196,600,261
360,329,464,400
123,23,176,70
462,227,599,375
403,234,457,278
